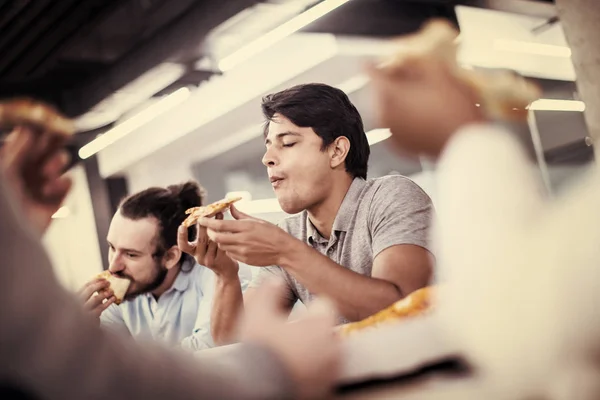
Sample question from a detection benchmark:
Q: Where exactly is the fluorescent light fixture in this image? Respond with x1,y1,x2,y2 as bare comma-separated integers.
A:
367,128,391,146
75,63,186,131
528,99,585,112
494,39,572,58
235,198,283,215
226,191,253,202
337,73,369,94
79,87,191,159
218,0,352,71
52,206,70,219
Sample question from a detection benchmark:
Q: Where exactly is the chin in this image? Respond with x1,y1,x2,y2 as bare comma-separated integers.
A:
276,196,306,215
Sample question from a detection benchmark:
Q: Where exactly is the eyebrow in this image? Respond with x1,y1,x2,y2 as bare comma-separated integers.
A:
264,131,302,145
107,240,143,254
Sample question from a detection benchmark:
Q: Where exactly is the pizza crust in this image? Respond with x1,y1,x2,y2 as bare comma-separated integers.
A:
96,271,131,305
338,286,435,336
381,19,541,121
0,98,76,204
182,196,243,228
0,98,75,136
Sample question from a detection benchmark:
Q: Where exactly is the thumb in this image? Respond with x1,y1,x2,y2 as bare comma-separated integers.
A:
229,204,254,220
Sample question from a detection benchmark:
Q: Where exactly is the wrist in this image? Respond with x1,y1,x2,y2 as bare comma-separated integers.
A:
276,236,305,270
214,267,240,283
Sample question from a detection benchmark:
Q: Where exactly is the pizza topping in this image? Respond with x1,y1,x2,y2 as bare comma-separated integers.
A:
338,286,435,336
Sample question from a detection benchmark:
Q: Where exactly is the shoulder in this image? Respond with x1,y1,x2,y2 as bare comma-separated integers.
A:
367,175,431,204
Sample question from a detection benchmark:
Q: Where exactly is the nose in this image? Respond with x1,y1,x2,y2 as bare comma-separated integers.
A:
262,146,278,167
108,253,125,274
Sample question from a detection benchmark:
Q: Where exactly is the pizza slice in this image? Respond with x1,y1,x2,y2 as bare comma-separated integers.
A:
181,196,243,228
96,270,131,305
338,286,435,336
0,98,76,203
380,19,541,121
0,98,75,136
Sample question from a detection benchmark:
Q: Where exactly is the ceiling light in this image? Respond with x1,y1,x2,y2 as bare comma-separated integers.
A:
51,206,70,219
494,39,572,58
337,73,369,94
226,191,253,202
74,63,186,131
78,87,191,159
367,128,391,146
218,0,352,71
527,99,585,112
235,198,283,215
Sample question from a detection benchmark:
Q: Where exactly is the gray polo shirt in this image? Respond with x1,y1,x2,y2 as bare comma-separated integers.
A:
249,175,434,324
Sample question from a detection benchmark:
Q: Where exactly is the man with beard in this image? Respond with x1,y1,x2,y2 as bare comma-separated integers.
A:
79,181,251,350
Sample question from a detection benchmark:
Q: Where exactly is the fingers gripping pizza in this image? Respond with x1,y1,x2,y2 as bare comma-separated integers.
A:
182,196,243,228
96,271,131,305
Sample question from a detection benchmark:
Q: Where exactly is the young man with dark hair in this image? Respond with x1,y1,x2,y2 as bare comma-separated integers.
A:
79,181,251,350
179,83,435,345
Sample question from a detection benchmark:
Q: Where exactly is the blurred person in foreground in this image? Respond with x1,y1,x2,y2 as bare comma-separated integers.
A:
78,181,252,351
0,126,339,400
368,45,600,399
178,83,435,346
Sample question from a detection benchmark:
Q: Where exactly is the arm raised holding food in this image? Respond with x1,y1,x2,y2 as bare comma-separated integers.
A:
0,99,74,234
177,198,247,346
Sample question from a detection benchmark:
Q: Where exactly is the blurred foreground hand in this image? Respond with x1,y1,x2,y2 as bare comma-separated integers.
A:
240,280,340,399
367,57,484,158
0,127,71,234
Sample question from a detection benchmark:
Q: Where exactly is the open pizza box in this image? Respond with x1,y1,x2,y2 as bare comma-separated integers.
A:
195,313,462,387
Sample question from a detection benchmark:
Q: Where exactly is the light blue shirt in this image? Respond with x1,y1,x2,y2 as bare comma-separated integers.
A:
100,257,251,351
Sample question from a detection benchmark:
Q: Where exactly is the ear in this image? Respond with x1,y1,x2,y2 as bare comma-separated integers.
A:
163,245,182,270
328,136,350,169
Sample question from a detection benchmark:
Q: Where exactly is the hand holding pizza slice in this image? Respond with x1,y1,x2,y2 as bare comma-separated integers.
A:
0,98,75,233
368,19,542,157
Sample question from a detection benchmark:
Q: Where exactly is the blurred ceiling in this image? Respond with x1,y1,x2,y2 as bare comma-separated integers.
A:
0,0,555,125
0,0,254,119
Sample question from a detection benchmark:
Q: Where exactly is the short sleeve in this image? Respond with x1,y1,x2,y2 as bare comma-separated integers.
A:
368,176,434,258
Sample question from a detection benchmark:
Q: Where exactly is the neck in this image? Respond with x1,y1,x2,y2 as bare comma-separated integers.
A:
151,264,180,299
307,174,354,240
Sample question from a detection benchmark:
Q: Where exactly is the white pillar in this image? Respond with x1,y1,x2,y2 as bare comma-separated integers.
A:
556,0,600,159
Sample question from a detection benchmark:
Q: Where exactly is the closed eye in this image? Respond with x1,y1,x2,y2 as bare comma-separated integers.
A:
283,143,296,148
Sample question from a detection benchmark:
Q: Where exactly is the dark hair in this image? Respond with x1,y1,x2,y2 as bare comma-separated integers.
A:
119,181,205,261
261,83,370,179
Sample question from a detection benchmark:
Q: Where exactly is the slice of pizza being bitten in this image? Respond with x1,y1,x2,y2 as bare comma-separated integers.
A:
182,196,243,228
95,271,131,305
